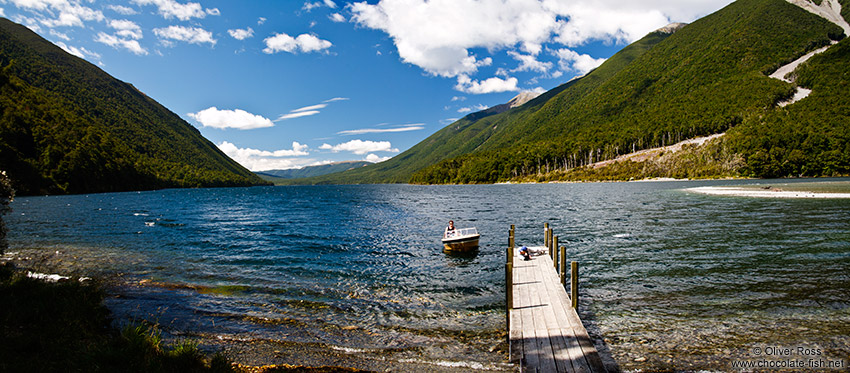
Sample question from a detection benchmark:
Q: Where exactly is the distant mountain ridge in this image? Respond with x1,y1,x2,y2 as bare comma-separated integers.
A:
257,161,371,181
292,0,849,184
0,18,267,195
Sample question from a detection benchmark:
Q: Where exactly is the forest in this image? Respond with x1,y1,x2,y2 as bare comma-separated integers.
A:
0,18,266,195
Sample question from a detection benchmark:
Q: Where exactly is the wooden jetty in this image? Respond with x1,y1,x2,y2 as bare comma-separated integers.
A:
506,224,606,372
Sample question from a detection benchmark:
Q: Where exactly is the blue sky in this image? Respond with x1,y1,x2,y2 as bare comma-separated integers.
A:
1,0,732,171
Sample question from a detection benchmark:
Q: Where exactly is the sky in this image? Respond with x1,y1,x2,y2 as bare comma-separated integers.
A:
1,0,734,171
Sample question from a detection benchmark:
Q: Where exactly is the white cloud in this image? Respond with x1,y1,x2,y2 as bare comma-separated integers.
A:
323,97,349,103
154,25,216,45
293,104,327,112
304,0,336,11
457,104,488,113
553,48,607,75
55,41,99,59
329,13,346,22
50,29,70,40
263,32,332,54
275,111,320,121
108,5,138,15
508,51,552,74
337,124,424,135
366,153,391,163
320,140,398,155
455,75,519,94
228,27,254,40
131,0,217,21
95,32,148,55
350,0,732,78
188,107,274,130
0,8,5,17
9,0,105,28
258,17,266,25
109,19,143,39
218,141,310,171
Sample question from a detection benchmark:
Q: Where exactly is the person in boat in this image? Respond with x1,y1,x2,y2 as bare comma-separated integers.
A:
445,220,456,238
519,246,531,261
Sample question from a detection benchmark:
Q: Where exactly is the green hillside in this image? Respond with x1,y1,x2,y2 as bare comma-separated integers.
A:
290,23,676,185
256,161,371,182
0,18,267,195
298,0,846,185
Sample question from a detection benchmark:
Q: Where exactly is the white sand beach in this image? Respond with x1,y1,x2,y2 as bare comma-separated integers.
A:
687,186,850,198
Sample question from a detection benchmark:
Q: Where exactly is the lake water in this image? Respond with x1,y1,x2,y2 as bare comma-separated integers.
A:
6,179,850,371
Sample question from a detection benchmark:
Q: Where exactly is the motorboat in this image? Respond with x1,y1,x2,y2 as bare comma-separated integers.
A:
442,227,480,252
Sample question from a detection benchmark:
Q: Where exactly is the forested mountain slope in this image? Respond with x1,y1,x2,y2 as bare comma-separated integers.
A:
0,18,267,195
290,22,678,185
300,0,847,185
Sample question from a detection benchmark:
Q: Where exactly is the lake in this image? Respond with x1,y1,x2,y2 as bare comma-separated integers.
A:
6,179,850,371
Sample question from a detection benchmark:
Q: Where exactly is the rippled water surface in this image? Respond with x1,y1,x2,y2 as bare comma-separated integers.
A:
7,179,850,371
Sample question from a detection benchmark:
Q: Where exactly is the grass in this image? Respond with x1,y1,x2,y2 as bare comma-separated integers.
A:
0,262,235,372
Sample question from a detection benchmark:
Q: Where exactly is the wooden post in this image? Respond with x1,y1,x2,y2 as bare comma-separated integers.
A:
571,261,579,310
560,246,566,285
506,262,512,334
552,235,559,269
544,223,549,247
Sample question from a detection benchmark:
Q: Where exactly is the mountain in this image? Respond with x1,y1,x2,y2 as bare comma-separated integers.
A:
0,18,268,195
257,161,371,181
297,0,848,184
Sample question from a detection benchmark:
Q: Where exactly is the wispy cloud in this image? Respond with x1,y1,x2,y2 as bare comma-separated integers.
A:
275,111,320,121
320,140,398,155
337,124,424,135
457,104,488,113
131,0,218,21
323,97,349,103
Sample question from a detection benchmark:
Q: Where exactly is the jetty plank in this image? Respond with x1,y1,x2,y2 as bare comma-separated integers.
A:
509,247,606,372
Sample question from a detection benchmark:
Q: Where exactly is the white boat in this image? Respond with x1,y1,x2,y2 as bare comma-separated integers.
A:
442,227,480,252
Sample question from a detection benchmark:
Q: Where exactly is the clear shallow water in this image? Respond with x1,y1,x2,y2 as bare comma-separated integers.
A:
6,179,850,371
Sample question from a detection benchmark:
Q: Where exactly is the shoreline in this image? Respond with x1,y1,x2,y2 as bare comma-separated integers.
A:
687,185,850,198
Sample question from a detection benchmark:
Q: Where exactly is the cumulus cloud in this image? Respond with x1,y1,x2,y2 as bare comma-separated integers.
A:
303,0,337,11
320,140,398,155
337,124,424,135
218,141,311,171
228,27,254,40
56,41,99,59
553,48,607,75
329,13,346,22
95,32,148,55
365,153,392,163
131,0,218,21
109,19,143,39
455,75,518,94
263,33,332,54
188,107,274,130
154,25,216,45
350,0,733,80
509,51,553,74
457,104,488,113
7,0,105,28
108,5,138,15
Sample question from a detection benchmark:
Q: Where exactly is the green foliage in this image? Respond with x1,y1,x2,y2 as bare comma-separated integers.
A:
0,265,235,372
728,37,850,178
0,170,12,254
0,19,267,195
